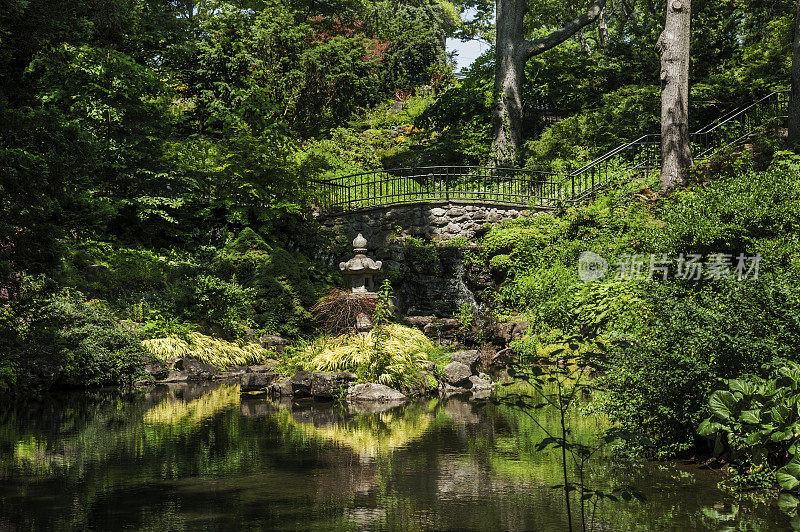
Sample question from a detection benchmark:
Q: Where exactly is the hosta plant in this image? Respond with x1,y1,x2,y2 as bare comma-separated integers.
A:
698,361,800,491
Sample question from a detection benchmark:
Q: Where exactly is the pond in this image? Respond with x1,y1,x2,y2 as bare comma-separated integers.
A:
0,382,790,530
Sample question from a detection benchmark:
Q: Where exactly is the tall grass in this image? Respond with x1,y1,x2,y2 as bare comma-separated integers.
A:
299,324,444,391
141,333,270,369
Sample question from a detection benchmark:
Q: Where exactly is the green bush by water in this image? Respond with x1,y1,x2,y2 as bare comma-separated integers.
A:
473,152,800,459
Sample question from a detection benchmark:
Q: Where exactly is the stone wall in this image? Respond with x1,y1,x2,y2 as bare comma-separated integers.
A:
318,201,528,264
318,202,521,318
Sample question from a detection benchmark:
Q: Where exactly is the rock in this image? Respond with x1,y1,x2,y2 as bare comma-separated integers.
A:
174,358,219,381
162,370,188,383
259,335,291,352
143,355,168,381
467,375,493,391
490,347,513,367
407,315,435,330
423,318,461,340
493,319,530,345
356,313,373,332
240,372,279,393
291,370,314,398
247,360,279,373
269,378,293,397
240,400,271,417
443,399,481,422
82,264,109,279
311,372,358,400
347,383,407,402
442,384,472,396
450,350,480,373
214,365,246,381
443,362,472,386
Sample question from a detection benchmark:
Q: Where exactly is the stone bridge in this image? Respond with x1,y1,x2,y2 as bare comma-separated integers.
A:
318,201,528,266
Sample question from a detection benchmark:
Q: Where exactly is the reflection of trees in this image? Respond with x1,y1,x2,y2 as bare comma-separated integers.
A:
0,385,790,530
143,383,240,437
272,401,440,458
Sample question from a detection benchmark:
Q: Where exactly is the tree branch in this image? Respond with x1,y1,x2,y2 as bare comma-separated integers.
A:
521,0,607,59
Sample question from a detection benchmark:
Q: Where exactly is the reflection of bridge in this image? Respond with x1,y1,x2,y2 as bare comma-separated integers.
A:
312,91,789,213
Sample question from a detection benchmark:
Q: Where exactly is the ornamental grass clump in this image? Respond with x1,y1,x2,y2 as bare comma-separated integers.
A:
301,324,440,391
141,332,270,369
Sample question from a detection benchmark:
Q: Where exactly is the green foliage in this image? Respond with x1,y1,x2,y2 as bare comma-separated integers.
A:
8,288,147,390
296,324,443,391
141,333,270,369
697,362,800,491
473,154,800,458
177,275,255,338
482,326,644,531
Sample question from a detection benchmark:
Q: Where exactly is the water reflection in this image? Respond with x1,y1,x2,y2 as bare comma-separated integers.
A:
0,382,790,530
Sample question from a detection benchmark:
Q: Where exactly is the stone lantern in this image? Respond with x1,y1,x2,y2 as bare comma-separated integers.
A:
339,233,382,296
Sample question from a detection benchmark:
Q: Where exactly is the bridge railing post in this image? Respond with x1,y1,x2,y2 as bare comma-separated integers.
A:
571,171,575,199
445,167,449,202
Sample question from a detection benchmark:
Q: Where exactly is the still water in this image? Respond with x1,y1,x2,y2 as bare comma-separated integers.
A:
0,382,790,530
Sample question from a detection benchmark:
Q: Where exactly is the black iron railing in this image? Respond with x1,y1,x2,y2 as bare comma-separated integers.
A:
312,90,789,212
311,166,564,211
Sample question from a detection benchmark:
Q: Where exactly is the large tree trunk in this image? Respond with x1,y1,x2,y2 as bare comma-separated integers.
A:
656,0,692,191
492,0,527,165
789,0,800,145
492,0,607,165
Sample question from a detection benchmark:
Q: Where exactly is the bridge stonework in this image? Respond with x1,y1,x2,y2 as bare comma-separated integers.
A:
318,201,528,266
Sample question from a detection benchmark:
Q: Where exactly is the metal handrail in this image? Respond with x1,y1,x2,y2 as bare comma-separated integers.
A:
313,90,789,211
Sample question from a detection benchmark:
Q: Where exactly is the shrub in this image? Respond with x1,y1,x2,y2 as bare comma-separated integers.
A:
142,332,270,369
311,289,379,334
698,362,800,491
599,277,800,459
298,324,443,391
176,275,254,337
24,290,147,389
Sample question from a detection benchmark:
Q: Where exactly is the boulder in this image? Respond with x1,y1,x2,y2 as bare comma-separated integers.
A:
240,401,271,417
423,318,461,340
490,348,513,367
347,400,405,414
291,370,314,398
214,365,247,381
259,335,291,352
442,383,471,396
174,358,219,381
240,371,279,393
347,383,407,402
407,315,435,330
450,350,480,373
311,372,358,400
443,362,472,386
247,360,279,373
142,355,168,381
162,370,188,383
493,320,530,346
269,378,293,397
467,375,493,391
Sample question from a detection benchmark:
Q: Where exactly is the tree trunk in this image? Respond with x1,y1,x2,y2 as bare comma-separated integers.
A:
789,0,800,145
492,0,607,166
492,0,527,165
656,0,692,191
